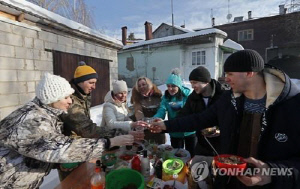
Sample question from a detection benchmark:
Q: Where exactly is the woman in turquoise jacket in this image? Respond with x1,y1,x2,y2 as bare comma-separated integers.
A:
154,69,197,156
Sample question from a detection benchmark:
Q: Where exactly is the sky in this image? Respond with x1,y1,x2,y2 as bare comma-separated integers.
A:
86,0,287,40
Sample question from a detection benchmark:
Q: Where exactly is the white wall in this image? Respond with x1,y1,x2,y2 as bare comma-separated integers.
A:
118,45,182,87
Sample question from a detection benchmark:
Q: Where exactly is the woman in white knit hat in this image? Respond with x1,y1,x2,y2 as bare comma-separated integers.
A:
101,80,147,133
0,73,134,189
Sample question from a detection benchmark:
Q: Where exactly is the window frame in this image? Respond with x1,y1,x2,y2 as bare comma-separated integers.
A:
191,50,206,66
238,29,254,41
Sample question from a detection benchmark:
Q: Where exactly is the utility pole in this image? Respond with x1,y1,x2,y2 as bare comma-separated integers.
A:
171,0,175,35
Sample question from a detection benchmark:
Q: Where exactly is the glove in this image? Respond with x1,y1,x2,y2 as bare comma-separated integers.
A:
110,135,134,147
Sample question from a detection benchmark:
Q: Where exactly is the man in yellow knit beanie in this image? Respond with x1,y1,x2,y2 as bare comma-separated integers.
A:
58,61,129,181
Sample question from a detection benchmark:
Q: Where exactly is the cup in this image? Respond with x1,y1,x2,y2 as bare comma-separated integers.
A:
134,126,144,142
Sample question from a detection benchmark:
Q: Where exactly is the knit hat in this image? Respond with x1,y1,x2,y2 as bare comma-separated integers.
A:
112,80,128,94
73,61,98,84
36,73,75,104
189,66,211,83
224,49,264,72
166,68,182,88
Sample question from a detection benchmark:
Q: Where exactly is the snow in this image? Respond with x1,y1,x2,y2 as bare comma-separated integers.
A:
1,0,122,46
123,28,227,50
223,39,244,50
172,24,194,33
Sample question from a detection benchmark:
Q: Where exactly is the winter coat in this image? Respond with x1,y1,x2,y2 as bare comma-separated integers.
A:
177,79,224,155
131,84,165,144
131,84,162,120
100,91,132,131
154,86,194,138
165,65,300,189
61,81,125,139
0,98,107,189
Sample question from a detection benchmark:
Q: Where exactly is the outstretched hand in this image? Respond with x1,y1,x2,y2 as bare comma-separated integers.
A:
148,119,166,133
110,135,134,147
131,120,149,128
237,157,271,186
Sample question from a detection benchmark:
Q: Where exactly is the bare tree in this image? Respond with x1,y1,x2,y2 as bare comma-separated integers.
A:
26,0,95,28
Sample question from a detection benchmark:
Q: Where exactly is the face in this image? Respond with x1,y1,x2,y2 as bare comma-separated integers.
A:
225,72,248,93
167,84,179,96
51,96,72,111
114,91,127,102
77,78,97,94
137,79,149,95
190,80,209,94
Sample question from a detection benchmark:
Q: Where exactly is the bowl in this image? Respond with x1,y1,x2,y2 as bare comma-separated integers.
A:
214,154,247,175
106,168,144,189
102,153,117,167
61,162,79,169
162,158,184,175
201,126,220,137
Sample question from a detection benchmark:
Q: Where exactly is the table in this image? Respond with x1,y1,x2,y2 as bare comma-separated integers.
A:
54,161,96,189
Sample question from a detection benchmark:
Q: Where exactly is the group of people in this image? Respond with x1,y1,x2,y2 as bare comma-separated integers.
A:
0,49,299,189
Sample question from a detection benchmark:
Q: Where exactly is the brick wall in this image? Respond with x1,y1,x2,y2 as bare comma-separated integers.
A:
0,19,119,120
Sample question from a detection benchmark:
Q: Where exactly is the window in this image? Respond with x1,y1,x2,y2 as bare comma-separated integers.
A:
238,29,254,41
192,50,206,65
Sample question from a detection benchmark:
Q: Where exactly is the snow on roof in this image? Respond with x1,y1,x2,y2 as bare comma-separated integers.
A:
172,24,194,33
1,0,122,46
123,28,227,50
223,39,244,50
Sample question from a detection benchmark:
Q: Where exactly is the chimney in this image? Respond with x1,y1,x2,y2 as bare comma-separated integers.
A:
211,17,215,27
180,24,185,28
279,5,286,15
144,21,153,40
248,11,252,19
121,26,127,45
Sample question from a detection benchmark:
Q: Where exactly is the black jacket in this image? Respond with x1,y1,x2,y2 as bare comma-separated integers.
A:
166,66,300,189
177,79,224,156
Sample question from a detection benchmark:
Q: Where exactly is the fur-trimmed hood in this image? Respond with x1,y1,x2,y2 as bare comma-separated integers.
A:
131,84,162,104
233,64,300,108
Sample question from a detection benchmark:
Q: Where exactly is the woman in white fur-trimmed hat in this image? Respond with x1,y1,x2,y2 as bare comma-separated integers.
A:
0,73,134,189
101,80,148,132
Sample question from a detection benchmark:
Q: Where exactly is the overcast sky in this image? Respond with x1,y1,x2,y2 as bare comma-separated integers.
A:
86,0,286,40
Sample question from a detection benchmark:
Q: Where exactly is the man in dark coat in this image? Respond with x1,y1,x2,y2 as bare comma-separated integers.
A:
177,66,224,156
150,50,300,189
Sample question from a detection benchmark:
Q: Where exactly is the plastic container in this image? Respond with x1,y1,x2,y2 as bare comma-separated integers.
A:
214,154,247,175
162,159,184,175
61,162,79,169
106,168,144,189
101,153,117,167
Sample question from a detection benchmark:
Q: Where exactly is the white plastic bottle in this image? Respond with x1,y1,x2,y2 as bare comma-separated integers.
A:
141,150,150,182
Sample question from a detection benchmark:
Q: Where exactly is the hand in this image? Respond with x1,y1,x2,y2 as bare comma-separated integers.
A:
110,135,134,147
59,164,78,172
237,157,271,186
131,121,148,128
149,120,166,133
129,130,145,141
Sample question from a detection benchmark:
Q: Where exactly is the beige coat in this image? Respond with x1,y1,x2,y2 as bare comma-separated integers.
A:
100,91,132,131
